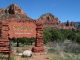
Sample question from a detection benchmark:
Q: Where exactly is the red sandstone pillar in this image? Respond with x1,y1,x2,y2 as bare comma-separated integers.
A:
32,23,44,52
0,22,11,60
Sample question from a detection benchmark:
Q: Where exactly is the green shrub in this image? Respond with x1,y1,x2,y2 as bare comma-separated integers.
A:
11,37,35,47
44,27,80,44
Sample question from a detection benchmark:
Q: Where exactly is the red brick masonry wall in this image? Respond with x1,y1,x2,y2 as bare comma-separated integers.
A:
8,20,36,38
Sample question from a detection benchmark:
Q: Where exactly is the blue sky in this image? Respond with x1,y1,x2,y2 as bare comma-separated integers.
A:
0,0,80,22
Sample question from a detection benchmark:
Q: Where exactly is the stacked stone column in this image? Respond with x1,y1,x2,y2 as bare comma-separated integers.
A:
0,21,10,60
1,23,9,39
32,23,44,52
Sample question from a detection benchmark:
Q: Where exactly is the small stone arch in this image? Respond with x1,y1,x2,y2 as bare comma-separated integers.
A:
0,19,44,60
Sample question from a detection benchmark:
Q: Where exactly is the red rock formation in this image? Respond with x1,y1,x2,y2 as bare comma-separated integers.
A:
58,21,76,30
0,4,77,53
0,9,5,14
0,4,32,20
37,13,60,26
7,4,25,15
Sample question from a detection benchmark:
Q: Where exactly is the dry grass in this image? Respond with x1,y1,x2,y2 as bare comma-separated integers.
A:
46,40,80,60
48,52,80,60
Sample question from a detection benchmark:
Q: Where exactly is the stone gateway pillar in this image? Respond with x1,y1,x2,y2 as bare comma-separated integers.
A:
0,21,10,60
32,23,44,52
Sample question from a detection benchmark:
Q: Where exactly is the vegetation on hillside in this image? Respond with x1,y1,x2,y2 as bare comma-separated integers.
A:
43,27,80,60
43,27,80,44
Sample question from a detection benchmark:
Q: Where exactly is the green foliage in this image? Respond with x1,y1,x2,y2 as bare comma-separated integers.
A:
12,37,35,47
43,27,52,44
43,27,80,44
17,37,35,45
50,29,63,42
76,32,80,43
43,27,64,44
67,31,77,41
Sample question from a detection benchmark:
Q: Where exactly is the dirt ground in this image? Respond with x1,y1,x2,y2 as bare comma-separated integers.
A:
12,46,49,60
15,53,49,60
